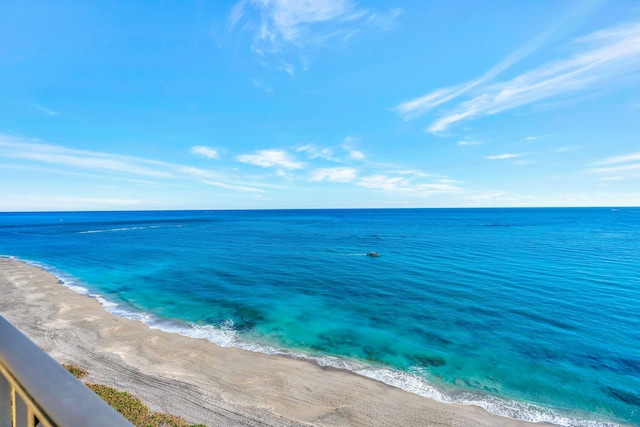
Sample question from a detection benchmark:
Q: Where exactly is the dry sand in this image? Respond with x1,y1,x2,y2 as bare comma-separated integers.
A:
0,257,541,427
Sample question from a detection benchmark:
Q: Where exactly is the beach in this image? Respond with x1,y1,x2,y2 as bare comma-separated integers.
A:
0,257,540,427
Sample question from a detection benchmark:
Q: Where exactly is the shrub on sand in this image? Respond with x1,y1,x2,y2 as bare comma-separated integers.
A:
86,383,193,427
63,364,198,426
62,363,89,379
86,383,151,426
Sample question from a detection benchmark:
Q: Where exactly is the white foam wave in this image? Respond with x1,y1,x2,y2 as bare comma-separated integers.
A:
153,320,239,348
357,367,452,402
454,393,624,427
78,225,179,234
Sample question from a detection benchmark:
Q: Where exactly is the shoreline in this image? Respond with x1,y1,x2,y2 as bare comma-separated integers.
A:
0,257,548,426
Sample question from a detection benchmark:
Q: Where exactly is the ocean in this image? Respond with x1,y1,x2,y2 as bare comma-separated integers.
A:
0,208,638,426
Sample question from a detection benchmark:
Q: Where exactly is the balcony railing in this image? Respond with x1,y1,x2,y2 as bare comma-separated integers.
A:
0,315,134,427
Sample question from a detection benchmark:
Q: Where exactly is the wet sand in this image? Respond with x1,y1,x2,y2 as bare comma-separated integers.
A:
0,257,540,426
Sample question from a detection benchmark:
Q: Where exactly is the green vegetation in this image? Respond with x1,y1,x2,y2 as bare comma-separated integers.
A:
63,364,203,427
62,363,88,379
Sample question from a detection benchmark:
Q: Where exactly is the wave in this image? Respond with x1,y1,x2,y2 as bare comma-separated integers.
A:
611,209,640,214
78,225,181,234
5,255,628,427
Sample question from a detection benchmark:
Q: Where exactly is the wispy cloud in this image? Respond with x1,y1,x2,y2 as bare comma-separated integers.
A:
485,153,525,160
347,149,364,160
0,194,165,212
395,19,561,122
394,169,431,177
190,145,221,159
397,21,640,133
457,140,484,146
236,149,305,169
0,135,275,195
594,151,640,165
230,0,398,72
588,162,640,175
296,144,336,160
297,140,365,163
587,151,640,177
231,0,365,51
341,137,365,160
203,181,265,192
310,167,357,182
0,135,175,178
554,146,578,153
358,174,462,195
32,103,59,116
251,78,274,93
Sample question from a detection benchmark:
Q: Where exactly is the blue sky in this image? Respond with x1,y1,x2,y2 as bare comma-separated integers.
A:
1,0,639,211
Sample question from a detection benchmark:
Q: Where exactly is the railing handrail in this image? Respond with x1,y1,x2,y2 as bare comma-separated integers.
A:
0,315,134,427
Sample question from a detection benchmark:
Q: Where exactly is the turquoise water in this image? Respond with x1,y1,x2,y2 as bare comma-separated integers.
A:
1,208,639,426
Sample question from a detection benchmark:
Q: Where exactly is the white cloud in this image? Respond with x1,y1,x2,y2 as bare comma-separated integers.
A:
0,135,175,178
175,166,220,180
297,144,336,160
587,151,640,177
190,145,221,159
457,140,484,146
231,0,366,50
598,176,623,181
0,135,280,195
554,146,577,153
347,149,364,160
485,153,525,160
32,103,58,116
395,20,561,122
203,181,265,192
358,174,462,195
0,196,150,211
395,87,460,121
236,149,305,169
310,167,357,182
341,138,365,160
512,160,535,166
594,151,640,165
394,169,431,177
588,163,640,175
230,1,395,72
397,21,640,133
251,78,274,93
366,8,403,32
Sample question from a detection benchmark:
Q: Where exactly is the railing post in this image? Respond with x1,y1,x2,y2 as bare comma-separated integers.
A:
13,388,28,427
0,373,10,427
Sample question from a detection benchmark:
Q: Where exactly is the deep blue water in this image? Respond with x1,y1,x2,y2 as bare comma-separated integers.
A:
1,208,639,426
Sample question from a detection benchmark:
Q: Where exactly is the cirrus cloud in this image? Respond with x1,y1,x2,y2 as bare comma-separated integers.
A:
397,21,640,134
310,167,357,182
236,149,305,169
485,153,526,160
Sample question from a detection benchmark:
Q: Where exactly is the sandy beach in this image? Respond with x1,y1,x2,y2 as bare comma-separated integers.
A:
0,257,540,427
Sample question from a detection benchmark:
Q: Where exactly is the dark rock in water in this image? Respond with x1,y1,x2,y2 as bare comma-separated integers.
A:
412,354,446,367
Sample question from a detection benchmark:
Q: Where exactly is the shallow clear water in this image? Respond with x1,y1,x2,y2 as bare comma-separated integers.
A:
1,208,639,426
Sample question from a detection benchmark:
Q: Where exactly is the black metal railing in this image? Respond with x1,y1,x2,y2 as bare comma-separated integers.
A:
0,316,133,427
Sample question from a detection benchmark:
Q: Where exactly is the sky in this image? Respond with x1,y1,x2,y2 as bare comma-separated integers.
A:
1,0,640,211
